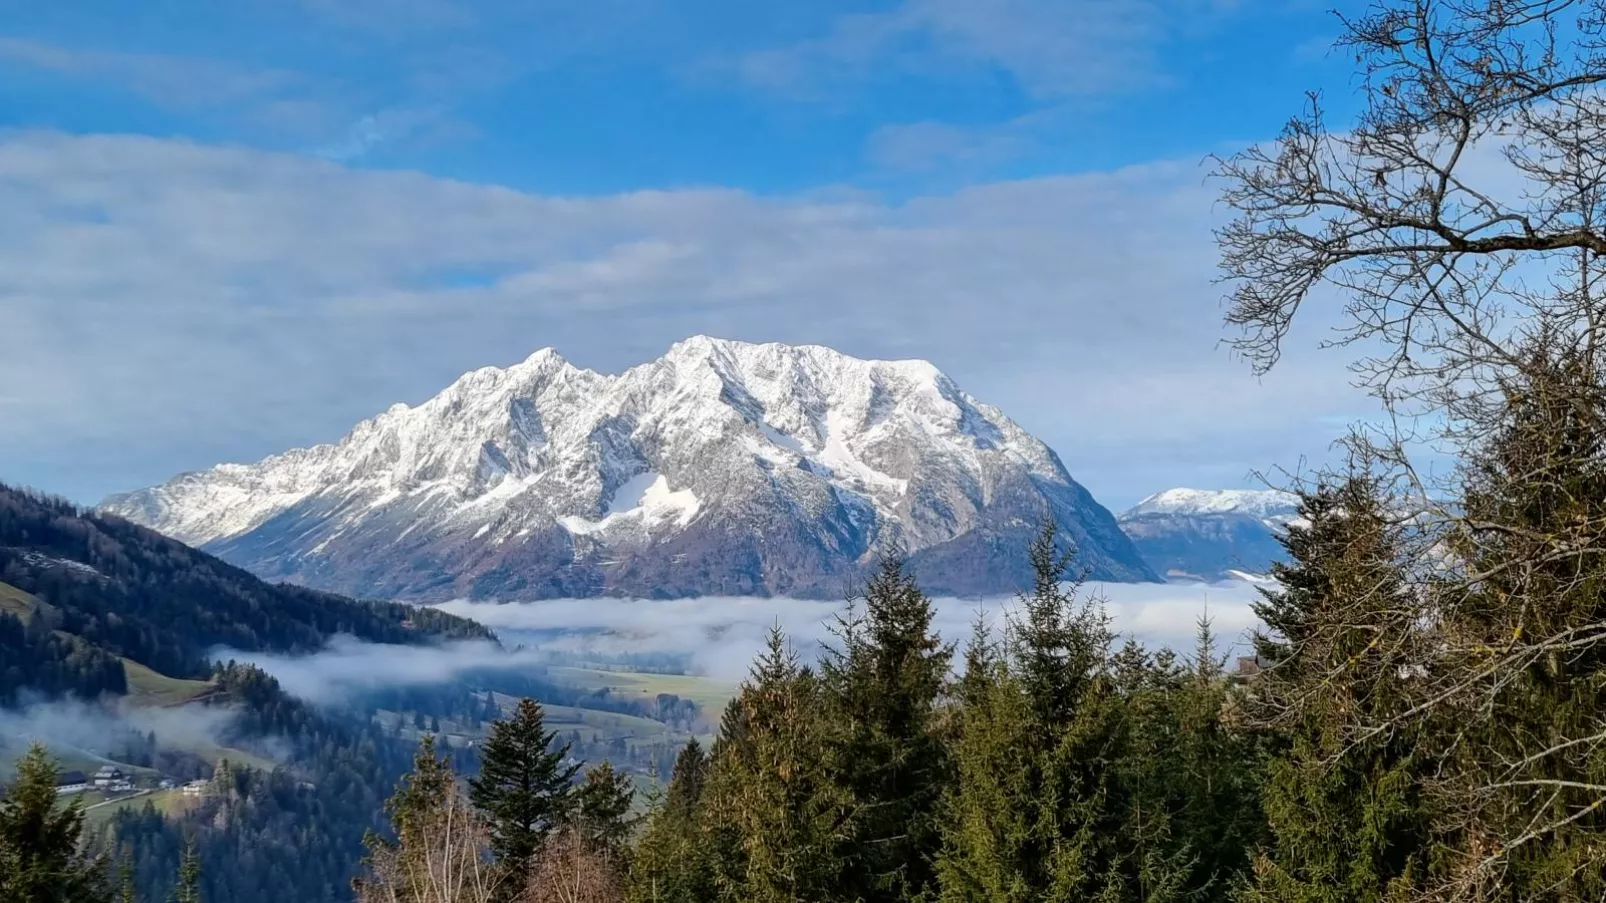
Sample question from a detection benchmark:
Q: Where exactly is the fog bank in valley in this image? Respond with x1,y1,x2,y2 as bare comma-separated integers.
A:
438,580,1267,681
0,697,245,770
207,581,1266,705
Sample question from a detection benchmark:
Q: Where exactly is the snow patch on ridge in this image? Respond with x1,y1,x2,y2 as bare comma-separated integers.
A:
559,473,701,536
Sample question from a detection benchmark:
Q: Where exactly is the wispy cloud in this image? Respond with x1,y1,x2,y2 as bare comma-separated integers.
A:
313,106,472,161
0,697,248,765
720,0,1231,101
0,36,310,112
866,103,1089,173
868,119,1032,173
220,636,538,703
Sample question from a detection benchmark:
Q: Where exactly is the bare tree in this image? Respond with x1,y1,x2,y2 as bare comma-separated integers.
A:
1216,2,1606,899
1217,0,1606,394
356,784,504,903
518,825,623,903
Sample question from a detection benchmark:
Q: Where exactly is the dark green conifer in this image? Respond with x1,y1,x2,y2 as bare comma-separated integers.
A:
0,743,109,903
357,733,457,902
936,520,1129,902
469,698,582,881
118,858,138,903
1170,618,1262,899
820,553,953,902
576,761,637,862
701,626,848,903
172,839,201,903
1244,478,1432,903
1442,345,1606,897
663,738,707,821
627,739,715,903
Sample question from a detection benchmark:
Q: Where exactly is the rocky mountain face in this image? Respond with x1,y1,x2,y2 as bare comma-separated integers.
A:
1116,488,1299,582
103,337,1157,600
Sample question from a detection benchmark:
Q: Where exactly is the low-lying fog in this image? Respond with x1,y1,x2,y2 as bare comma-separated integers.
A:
1,582,1267,766
442,579,1267,680
223,580,1267,702
0,697,252,771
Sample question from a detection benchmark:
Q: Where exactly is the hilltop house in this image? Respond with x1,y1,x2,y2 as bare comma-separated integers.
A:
92,765,135,792
55,771,89,795
181,779,210,797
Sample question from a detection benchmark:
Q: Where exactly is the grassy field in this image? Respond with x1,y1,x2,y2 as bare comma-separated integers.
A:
193,742,280,774
483,692,675,743
0,581,48,619
1,739,162,782
77,788,194,828
541,703,669,741
545,666,735,714
122,659,216,707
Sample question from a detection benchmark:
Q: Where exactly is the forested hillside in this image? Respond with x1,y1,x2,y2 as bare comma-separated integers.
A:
0,482,493,697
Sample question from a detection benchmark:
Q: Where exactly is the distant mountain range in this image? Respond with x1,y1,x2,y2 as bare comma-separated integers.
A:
1116,488,1299,583
103,337,1158,600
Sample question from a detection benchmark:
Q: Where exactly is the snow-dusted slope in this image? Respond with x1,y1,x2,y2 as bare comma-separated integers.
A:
104,337,1156,600
1117,488,1300,582
1123,488,1300,525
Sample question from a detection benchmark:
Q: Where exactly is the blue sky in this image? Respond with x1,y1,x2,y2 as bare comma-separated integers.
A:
0,0,1374,510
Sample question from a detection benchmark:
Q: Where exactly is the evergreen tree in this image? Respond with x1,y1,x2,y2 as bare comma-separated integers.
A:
1244,478,1432,903
171,840,200,903
356,735,498,903
576,762,637,862
469,698,581,882
701,626,849,903
663,739,707,822
1171,619,1262,900
357,734,457,902
819,553,953,902
936,521,1132,902
627,740,714,903
1440,345,1606,897
118,859,138,903
934,613,1035,902
0,743,109,903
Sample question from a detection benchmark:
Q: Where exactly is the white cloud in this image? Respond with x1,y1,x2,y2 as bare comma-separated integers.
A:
721,0,1248,101
219,636,534,702
221,580,1266,701
440,579,1266,681
0,696,249,764
0,129,1365,508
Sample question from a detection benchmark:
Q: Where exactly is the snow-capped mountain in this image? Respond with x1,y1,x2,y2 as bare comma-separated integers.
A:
1117,488,1300,582
103,337,1157,601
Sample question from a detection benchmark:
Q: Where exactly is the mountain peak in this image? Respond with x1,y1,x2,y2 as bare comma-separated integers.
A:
1116,487,1300,583
102,338,1157,599
518,346,568,367
1123,488,1300,522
